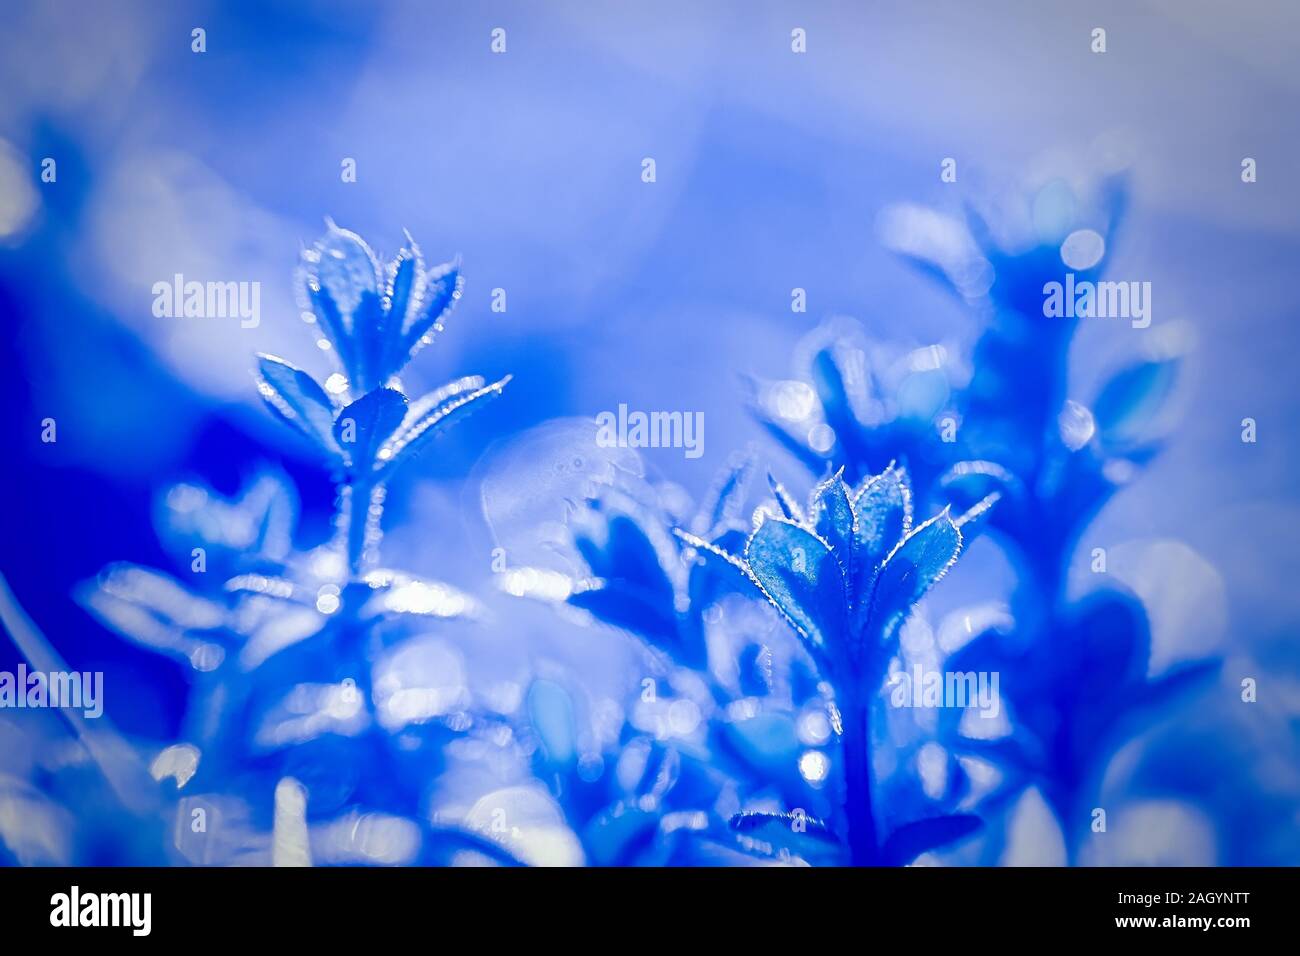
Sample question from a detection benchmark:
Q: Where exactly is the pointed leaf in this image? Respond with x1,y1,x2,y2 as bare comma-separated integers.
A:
402,257,462,360
744,516,847,652
767,473,804,522
870,510,962,642
694,451,755,538
334,387,408,472
881,813,981,865
255,354,341,455
729,811,843,866
376,375,510,474
852,465,911,567
311,223,381,321
1093,358,1179,451
808,472,854,573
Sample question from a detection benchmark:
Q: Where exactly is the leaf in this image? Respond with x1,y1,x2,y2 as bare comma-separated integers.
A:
939,460,1022,513
1068,589,1150,703
334,388,409,472
379,244,423,377
304,281,357,382
767,472,804,522
399,375,486,431
852,465,911,567
869,510,962,642
721,713,800,777
810,347,867,466
376,375,510,474
311,223,381,322
527,679,576,768
744,516,847,652
1093,358,1179,451
729,811,842,866
350,291,388,391
694,451,755,538
401,257,462,360
299,224,382,380
568,578,679,645
809,472,855,582
881,813,981,864
78,565,227,670
255,354,341,455
1138,659,1220,715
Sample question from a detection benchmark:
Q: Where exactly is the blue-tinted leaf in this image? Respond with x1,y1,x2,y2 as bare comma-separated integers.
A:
881,813,981,864
577,512,675,608
1138,659,1220,714
939,460,1022,514
78,565,227,670
311,223,381,322
376,375,510,474
379,244,422,377
1068,589,1150,703
157,470,298,566
852,465,911,567
255,354,340,455
568,579,678,644
334,388,408,472
400,375,486,428
1093,358,1179,451
809,471,854,562
583,806,661,867
737,644,773,697
304,281,357,381
767,472,804,522
870,510,962,641
402,257,462,360
527,680,576,768
811,347,867,466
694,451,755,538
745,517,847,652
350,291,388,392
729,810,843,866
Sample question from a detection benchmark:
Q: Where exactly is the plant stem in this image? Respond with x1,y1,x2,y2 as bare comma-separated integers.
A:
342,479,386,579
839,700,878,865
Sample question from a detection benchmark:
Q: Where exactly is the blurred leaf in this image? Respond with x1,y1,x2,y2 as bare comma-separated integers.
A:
881,813,981,864
255,354,340,455
401,257,462,359
729,810,842,865
1093,358,1179,451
